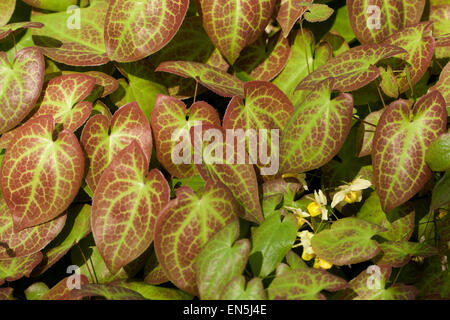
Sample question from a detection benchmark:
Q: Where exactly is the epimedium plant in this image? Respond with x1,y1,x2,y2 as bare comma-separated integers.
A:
0,0,449,301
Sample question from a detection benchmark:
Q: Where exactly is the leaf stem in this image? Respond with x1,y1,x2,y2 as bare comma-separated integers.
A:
76,242,96,284
353,115,377,128
299,19,311,75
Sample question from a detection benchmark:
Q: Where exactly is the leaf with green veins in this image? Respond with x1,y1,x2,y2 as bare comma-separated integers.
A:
190,124,263,224
0,287,14,300
150,95,220,179
195,221,250,300
357,192,415,242
0,22,43,40
268,267,348,300
31,74,96,132
81,101,152,192
92,141,170,274
429,61,450,106
313,41,332,70
0,195,66,259
0,47,44,134
296,44,405,92
0,0,15,26
376,241,439,267
40,275,90,300
311,217,386,265
25,282,49,300
156,61,244,97
144,250,169,285
32,204,91,275
430,2,450,59
63,71,119,98
425,133,450,172
382,22,435,93
304,4,334,23
1,115,84,231
347,0,425,44
279,78,354,175
431,171,450,211
276,0,312,37
249,214,298,278
219,276,266,300
31,0,109,66
154,181,240,296
72,284,145,300
91,101,112,120
105,0,189,62
22,0,79,11
372,91,447,212
117,60,168,119
198,0,276,64
234,32,291,82
379,66,399,98
0,251,42,285
117,281,193,300
356,109,383,158
273,28,314,101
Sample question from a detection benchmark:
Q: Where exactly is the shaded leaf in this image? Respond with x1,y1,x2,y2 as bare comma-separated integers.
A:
0,251,42,285
425,132,450,172
72,284,145,300
219,276,266,300
376,241,439,267
40,275,90,300
118,281,192,300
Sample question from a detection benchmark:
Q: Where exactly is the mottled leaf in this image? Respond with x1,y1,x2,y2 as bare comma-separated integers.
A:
0,0,15,26
219,276,266,300
376,241,439,267
356,109,383,158
0,22,43,40
276,0,312,37
73,284,145,300
40,275,90,300
0,251,42,285
118,281,192,300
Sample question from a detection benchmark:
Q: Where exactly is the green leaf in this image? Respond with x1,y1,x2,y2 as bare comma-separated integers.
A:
280,78,354,174
0,0,15,26
118,281,193,300
0,288,14,300
40,275,90,300
25,282,49,300
195,221,250,300
1,115,85,230
0,22,43,40
23,0,79,11
372,91,447,212
311,217,386,265
249,214,298,278
72,284,145,300
268,267,348,300
92,141,170,274
105,0,189,62
356,109,383,157
304,4,334,23
276,0,312,37
431,171,450,211
0,252,42,285
154,181,240,296
285,250,308,269
425,132,450,172
219,276,266,300
376,241,439,267
429,61,450,106
357,191,415,241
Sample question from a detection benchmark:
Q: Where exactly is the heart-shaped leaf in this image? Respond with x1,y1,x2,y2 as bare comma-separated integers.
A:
154,181,239,296
0,47,44,134
372,91,447,212
40,275,90,300
0,195,66,259
32,74,96,132
347,0,425,44
81,101,152,192
268,268,348,300
357,192,415,241
198,0,276,64
219,276,266,300
105,0,189,62
249,214,298,278
276,0,313,37
150,95,220,178
0,0,15,27
376,241,439,267
0,251,42,285
311,217,386,265
1,115,85,230
72,284,145,300
296,44,405,91
195,220,250,300
92,141,170,274
31,0,109,66
156,61,244,97
63,71,119,98
280,78,354,174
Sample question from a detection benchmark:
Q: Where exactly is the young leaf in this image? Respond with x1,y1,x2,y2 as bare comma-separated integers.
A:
63,71,119,98
276,0,313,37
429,61,450,106
268,268,348,300
198,0,276,64
356,109,383,158
156,61,245,97
118,281,192,300
32,74,96,132
154,181,240,296
40,275,90,300
425,133,450,172
22,0,79,11
0,195,66,259
92,141,170,274
0,0,15,26
372,91,447,212
376,241,439,267
25,282,49,300
81,101,152,192
0,47,44,134
150,95,220,179
304,4,334,23
431,171,450,211
0,22,43,40
279,78,354,174
0,287,14,300
296,44,405,92
72,284,145,300
249,214,298,278
195,221,250,300
219,276,266,300
0,252,42,285
311,217,386,265
1,115,85,230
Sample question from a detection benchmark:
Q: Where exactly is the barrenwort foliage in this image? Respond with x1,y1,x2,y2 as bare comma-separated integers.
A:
0,0,449,300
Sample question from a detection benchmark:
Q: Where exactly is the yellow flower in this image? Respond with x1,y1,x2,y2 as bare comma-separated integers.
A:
284,206,310,228
293,230,315,261
307,190,328,220
282,173,309,191
438,210,447,219
331,176,372,208
313,257,333,270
